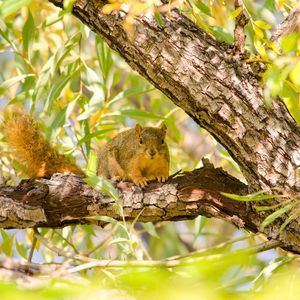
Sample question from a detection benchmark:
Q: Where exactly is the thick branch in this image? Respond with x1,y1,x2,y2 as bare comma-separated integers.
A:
0,163,249,228
48,0,300,193
1,162,300,254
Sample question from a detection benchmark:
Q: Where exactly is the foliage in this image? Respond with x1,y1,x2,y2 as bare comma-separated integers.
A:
0,0,299,299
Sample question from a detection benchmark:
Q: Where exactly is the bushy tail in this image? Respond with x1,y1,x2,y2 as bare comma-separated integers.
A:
3,107,84,178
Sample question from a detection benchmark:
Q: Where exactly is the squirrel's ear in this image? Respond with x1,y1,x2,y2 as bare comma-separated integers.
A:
160,123,167,135
135,124,143,136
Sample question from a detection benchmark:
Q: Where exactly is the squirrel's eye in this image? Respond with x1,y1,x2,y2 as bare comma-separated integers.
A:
161,139,164,144
139,138,143,144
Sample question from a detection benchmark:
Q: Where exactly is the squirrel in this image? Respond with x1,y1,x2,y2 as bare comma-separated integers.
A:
2,108,169,187
97,123,169,187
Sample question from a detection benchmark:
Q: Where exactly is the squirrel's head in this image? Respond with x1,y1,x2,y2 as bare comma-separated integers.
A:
135,123,168,159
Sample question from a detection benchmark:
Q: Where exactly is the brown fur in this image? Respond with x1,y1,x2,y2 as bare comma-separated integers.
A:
3,108,83,178
97,124,169,187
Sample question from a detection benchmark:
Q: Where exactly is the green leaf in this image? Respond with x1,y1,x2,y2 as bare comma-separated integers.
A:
281,33,299,54
229,7,243,19
0,230,14,256
209,26,234,44
63,0,76,12
280,206,300,231
84,176,120,203
0,0,34,18
154,11,164,27
253,36,266,56
47,97,78,139
289,62,300,87
142,223,160,238
260,203,295,230
33,32,81,102
253,256,294,288
86,150,98,177
252,24,264,39
22,9,35,58
42,11,65,28
16,240,28,259
194,1,212,17
77,128,115,146
264,0,275,12
95,35,113,91
280,80,300,125
85,215,118,224
0,74,35,95
194,216,208,236
120,108,164,120
109,86,155,107
222,191,286,202
44,60,80,113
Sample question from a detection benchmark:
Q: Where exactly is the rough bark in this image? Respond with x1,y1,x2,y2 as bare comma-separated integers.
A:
0,162,249,229
48,0,300,194
271,7,300,42
1,160,300,253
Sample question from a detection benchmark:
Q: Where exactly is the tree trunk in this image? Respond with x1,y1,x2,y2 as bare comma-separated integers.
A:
49,0,300,194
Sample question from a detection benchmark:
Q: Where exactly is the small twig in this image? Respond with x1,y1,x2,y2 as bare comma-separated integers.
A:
28,232,37,263
22,231,285,273
168,169,182,180
84,223,120,256
233,0,249,54
53,229,79,254
66,239,282,272
34,228,95,263
166,233,258,261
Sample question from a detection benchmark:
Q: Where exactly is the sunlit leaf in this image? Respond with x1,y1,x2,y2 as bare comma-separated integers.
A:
254,20,271,30
281,32,299,54
0,0,33,18
194,1,212,17
22,9,35,58
229,7,243,19
289,62,300,87
260,203,295,230
16,240,28,259
86,150,98,177
209,26,234,43
0,74,35,95
222,191,287,201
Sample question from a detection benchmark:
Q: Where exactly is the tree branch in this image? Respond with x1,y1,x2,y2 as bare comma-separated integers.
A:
0,161,249,229
271,6,300,42
233,0,249,54
1,160,300,254
48,0,300,193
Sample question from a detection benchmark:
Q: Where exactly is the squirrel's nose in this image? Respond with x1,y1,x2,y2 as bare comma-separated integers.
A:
149,149,156,157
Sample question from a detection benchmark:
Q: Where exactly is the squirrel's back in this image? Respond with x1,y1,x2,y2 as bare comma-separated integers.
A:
3,108,83,178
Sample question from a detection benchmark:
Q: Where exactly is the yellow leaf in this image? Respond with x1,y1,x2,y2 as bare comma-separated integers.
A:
254,37,266,57
254,20,271,30
290,62,300,87
253,24,264,39
229,7,243,19
102,3,121,14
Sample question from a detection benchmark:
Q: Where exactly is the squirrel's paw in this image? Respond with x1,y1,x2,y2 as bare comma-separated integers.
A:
111,175,123,182
157,175,168,183
133,177,148,187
